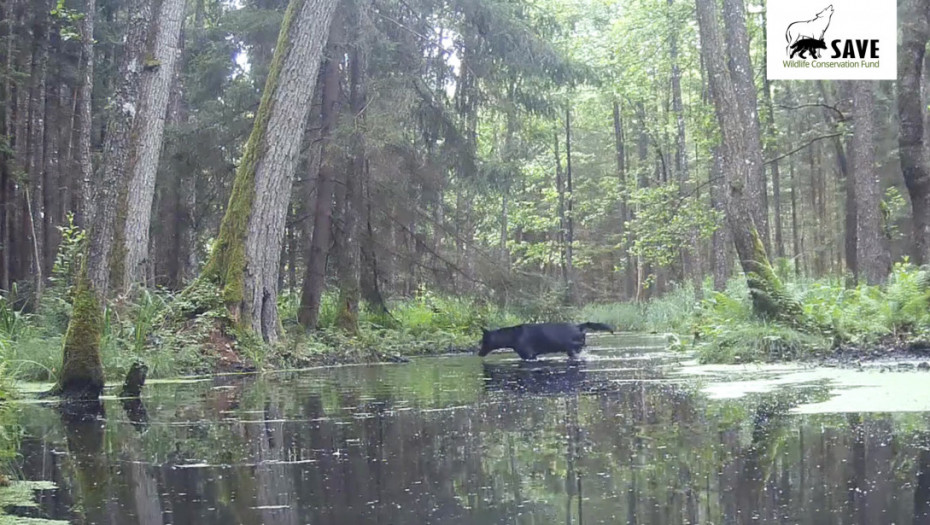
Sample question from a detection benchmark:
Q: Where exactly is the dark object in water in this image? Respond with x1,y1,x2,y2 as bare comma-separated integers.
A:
119,361,149,398
478,322,615,360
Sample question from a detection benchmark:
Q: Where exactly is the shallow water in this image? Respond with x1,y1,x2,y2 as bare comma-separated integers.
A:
10,334,930,524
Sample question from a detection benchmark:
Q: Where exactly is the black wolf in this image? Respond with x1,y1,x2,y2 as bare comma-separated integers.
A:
789,38,827,59
478,322,615,360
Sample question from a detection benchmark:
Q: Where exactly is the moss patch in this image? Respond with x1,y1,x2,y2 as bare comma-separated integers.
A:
57,273,105,399
199,0,307,319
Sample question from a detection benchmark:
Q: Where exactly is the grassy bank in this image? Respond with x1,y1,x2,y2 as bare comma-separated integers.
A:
0,283,530,384
578,260,930,364
4,259,929,383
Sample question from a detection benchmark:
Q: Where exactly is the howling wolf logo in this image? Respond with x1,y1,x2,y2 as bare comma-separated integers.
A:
785,5,834,59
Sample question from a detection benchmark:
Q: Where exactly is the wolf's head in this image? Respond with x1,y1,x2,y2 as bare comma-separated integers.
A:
816,5,834,19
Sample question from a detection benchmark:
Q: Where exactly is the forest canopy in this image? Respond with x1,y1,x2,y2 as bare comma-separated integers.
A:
0,0,928,389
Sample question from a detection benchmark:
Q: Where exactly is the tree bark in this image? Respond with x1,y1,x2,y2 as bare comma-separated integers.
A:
710,147,729,291
56,0,154,399
334,22,367,334
28,0,51,300
721,0,769,254
760,10,783,259
668,0,701,299
897,0,930,264
791,148,801,277
0,0,12,291
201,0,340,342
360,161,389,316
612,100,633,299
697,0,799,320
85,0,153,296
554,130,568,293
76,0,96,229
851,81,889,284
120,0,187,291
564,104,575,304
298,12,343,330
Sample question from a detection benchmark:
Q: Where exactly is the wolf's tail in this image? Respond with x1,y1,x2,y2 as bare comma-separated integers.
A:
577,322,615,333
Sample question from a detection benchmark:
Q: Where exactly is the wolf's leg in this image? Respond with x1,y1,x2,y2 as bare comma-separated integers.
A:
516,346,536,361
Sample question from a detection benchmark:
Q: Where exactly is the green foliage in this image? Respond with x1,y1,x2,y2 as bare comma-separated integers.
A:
626,183,721,267
683,261,930,363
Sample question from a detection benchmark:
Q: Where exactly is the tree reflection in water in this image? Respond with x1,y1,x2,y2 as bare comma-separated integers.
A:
8,347,930,525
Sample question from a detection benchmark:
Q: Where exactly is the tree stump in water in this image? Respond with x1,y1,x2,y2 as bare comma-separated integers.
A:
119,361,148,398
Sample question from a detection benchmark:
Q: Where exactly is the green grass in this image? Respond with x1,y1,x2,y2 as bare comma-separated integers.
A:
684,260,930,364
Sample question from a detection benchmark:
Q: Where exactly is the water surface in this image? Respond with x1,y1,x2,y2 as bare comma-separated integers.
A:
11,334,930,524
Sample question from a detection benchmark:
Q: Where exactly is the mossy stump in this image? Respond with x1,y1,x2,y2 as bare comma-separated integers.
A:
56,276,105,400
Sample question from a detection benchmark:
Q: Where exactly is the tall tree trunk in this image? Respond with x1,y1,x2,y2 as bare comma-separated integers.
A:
851,81,889,284
791,149,801,277
612,100,632,299
760,10,783,259
554,130,568,293
818,81,855,280
56,0,155,399
77,0,96,228
721,0,770,254
564,104,575,304
897,0,930,264
668,0,701,299
85,0,152,296
199,0,340,343
0,0,12,292
697,0,798,320
28,0,50,301
120,0,187,292
359,161,388,316
298,12,343,330
334,12,367,334
710,147,729,290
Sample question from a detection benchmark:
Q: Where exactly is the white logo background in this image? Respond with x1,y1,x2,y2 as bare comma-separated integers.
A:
766,0,896,80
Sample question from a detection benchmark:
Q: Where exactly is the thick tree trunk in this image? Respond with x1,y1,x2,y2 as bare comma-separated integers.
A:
298,13,343,330
851,81,889,284
697,0,799,321
76,0,96,228
721,0,769,254
201,0,340,342
85,0,152,296
56,0,154,399
897,0,930,264
120,0,187,291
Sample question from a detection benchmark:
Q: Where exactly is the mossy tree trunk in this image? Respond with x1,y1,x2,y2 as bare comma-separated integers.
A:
120,0,188,292
696,0,801,322
201,0,339,343
56,0,153,399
